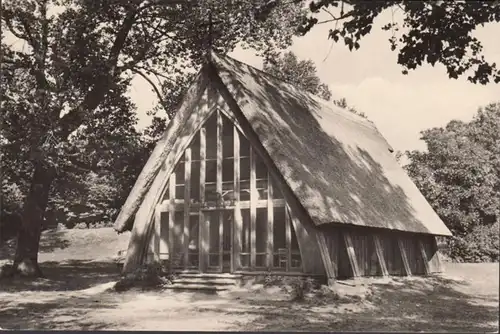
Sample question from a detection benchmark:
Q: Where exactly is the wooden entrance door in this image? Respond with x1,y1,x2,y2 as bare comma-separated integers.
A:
203,209,233,273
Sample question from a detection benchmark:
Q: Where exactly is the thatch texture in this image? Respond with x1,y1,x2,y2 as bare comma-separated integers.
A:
115,52,451,237
210,54,451,236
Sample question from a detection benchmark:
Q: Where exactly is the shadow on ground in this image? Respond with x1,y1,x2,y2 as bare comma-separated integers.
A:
0,260,120,292
194,275,499,332
0,294,116,330
0,260,498,331
0,259,122,330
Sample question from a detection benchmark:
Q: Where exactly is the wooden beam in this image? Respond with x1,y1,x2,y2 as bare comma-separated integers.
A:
373,235,389,277
233,125,242,270
432,237,444,273
418,239,430,275
343,231,360,278
328,230,338,278
316,231,337,285
120,87,212,273
199,126,206,271
168,172,176,272
250,146,256,269
153,204,161,262
210,87,324,276
267,172,273,269
161,199,285,212
398,238,412,276
114,72,209,233
216,110,223,271
183,148,191,269
285,207,291,272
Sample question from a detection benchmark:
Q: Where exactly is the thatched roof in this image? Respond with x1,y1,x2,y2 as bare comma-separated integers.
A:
114,53,451,237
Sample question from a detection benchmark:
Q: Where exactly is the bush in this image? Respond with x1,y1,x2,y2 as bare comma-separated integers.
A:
446,222,499,262
113,261,174,292
263,274,317,301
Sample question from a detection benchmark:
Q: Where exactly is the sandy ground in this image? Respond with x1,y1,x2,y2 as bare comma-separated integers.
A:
0,228,498,331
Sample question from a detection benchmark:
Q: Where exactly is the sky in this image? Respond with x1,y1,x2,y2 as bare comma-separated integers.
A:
130,9,500,153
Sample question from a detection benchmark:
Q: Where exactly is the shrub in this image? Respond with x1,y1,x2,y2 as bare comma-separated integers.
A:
446,222,499,262
113,261,174,292
262,274,317,301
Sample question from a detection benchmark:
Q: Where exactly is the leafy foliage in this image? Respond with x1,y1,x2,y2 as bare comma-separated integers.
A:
269,1,500,84
404,102,500,262
1,0,304,272
263,51,366,118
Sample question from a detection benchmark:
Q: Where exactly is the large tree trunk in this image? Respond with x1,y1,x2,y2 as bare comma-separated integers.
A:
11,161,55,277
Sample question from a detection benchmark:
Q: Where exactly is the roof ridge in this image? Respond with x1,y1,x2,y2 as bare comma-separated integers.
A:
211,52,376,129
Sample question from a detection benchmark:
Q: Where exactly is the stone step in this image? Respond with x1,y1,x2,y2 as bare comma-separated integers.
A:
175,273,242,280
164,283,231,292
173,278,239,286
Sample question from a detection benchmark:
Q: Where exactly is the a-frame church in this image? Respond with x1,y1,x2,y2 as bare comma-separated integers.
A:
114,53,451,283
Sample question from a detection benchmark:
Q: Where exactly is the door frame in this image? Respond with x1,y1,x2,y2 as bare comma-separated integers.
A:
201,208,233,273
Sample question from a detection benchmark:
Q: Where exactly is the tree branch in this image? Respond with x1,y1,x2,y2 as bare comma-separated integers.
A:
58,7,139,140
130,68,167,110
316,11,354,24
137,0,192,12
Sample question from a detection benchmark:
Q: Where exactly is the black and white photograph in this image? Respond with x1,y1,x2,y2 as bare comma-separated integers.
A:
1,0,499,331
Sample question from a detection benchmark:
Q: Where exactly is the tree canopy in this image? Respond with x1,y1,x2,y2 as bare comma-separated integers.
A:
404,102,500,262
263,50,366,118
282,0,500,84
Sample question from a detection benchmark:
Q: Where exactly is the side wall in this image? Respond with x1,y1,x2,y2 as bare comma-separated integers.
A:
321,225,443,278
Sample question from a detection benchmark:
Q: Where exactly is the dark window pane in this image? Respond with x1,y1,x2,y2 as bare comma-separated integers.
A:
240,157,250,181
190,161,200,202
223,159,234,182
190,132,200,161
222,115,234,158
174,161,185,185
271,177,283,199
240,189,250,201
273,207,286,252
241,208,251,253
240,254,250,268
256,254,267,267
239,131,250,157
208,211,220,254
256,208,267,253
205,113,218,160
257,179,268,200
206,160,217,183
175,185,184,199
172,211,184,263
256,154,267,179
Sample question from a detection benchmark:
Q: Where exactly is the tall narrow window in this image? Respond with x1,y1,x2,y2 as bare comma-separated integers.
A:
256,208,267,268
240,208,251,268
157,109,303,274
273,206,287,270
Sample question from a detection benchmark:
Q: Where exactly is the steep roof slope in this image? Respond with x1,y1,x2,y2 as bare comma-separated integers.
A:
211,53,451,236
114,52,451,237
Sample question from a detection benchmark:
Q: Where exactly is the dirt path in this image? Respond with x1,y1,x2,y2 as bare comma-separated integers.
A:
1,262,498,331
1,229,498,331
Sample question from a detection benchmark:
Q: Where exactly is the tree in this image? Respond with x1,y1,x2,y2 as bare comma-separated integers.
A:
404,102,500,262
263,51,366,118
264,1,500,84
263,51,332,100
1,0,304,277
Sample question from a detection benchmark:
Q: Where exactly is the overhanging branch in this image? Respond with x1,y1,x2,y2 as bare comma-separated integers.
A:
58,7,139,140
130,68,167,110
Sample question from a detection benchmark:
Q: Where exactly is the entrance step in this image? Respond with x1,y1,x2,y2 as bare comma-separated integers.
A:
166,273,242,293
